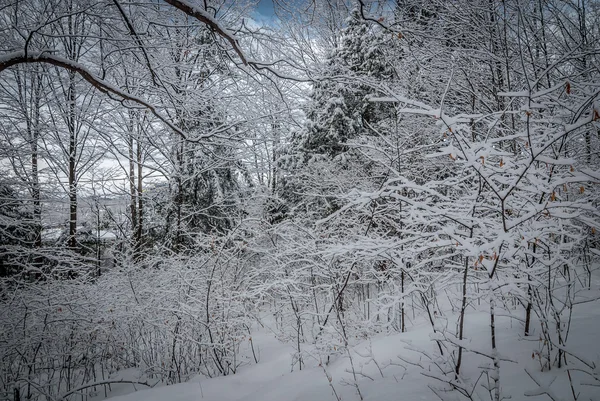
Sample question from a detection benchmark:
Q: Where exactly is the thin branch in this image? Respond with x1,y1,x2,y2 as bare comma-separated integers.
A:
0,51,191,140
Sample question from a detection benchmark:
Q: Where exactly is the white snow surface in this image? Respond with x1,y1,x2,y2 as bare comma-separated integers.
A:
92,299,600,401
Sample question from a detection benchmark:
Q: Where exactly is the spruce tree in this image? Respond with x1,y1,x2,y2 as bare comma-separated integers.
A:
299,9,394,158
276,9,396,222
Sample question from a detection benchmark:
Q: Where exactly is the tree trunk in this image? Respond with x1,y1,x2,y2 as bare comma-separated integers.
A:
67,69,77,251
456,227,473,376
128,112,138,244
136,133,144,257
31,71,42,250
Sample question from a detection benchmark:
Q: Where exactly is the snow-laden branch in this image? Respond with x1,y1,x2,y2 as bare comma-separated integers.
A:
163,0,247,65
0,51,192,140
147,1,311,81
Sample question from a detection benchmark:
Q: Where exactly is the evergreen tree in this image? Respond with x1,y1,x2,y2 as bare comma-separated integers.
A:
157,25,244,249
277,9,395,222
0,183,35,277
299,9,394,158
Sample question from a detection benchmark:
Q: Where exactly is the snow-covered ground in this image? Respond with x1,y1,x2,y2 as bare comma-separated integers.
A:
91,297,600,401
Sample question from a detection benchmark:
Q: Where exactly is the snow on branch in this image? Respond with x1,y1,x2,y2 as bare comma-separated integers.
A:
0,50,193,140
164,0,248,65
164,1,310,81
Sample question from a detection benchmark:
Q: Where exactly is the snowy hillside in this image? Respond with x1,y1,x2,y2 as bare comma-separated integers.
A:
90,297,600,401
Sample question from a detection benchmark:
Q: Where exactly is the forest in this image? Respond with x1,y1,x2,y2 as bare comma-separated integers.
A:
1,1,599,400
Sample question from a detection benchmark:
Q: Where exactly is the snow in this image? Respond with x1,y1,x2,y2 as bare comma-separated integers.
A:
497,91,529,97
1,3,599,401
89,300,600,401
41,227,117,241
97,230,117,240
42,227,63,241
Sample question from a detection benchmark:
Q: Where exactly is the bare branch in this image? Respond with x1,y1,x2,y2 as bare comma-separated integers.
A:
0,50,190,140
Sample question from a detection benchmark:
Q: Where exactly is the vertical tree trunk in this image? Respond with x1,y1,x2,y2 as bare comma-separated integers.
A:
488,0,505,113
455,254,469,376
456,227,473,376
64,5,79,253
524,277,532,336
489,247,502,401
31,70,42,250
525,240,539,336
271,120,280,193
95,198,101,276
175,139,184,250
67,69,77,251
128,112,138,243
490,289,500,401
579,0,592,163
401,269,405,333
136,132,144,256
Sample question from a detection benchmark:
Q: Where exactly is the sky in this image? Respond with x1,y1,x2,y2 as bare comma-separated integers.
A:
256,0,275,16
253,0,313,25
253,0,276,24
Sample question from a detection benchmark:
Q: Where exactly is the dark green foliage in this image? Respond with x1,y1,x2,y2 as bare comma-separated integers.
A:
0,183,35,276
276,10,396,223
299,10,394,158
